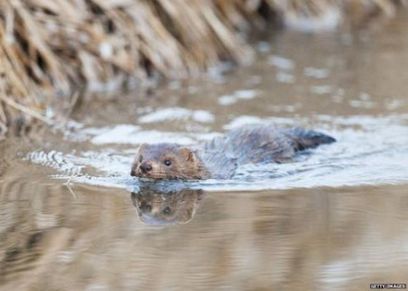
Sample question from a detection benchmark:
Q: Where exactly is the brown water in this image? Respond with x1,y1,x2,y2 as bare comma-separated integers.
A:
1,11,408,291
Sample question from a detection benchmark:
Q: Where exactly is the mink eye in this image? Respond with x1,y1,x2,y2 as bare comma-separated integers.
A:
164,159,172,166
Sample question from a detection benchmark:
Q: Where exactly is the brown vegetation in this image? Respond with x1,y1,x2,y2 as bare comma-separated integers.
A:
0,0,403,139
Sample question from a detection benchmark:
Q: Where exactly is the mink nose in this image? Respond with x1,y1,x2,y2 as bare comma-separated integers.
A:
140,162,153,173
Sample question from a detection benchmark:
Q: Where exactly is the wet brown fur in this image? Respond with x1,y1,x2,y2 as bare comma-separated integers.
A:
130,124,336,180
130,144,210,180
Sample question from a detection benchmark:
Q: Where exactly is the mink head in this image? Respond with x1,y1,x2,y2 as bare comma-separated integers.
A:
130,143,208,180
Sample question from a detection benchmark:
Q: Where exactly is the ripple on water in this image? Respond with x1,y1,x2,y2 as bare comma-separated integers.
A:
26,115,408,191
138,107,215,124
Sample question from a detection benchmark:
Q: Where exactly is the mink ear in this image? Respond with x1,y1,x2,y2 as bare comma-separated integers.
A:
137,144,146,152
134,144,145,159
132,144,146,172
179,148,196,162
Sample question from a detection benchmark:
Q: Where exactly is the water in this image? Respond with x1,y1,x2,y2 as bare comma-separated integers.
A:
1,11,408,291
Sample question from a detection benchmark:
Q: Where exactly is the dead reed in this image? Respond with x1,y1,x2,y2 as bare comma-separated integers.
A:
0,0,403,138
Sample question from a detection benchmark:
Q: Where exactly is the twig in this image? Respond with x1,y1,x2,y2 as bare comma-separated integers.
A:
64,176,78,199
0,95,52,124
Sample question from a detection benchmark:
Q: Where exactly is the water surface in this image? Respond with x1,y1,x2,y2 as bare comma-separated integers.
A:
1,10,408,291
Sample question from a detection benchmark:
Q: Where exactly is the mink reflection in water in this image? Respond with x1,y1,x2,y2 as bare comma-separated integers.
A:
131,186,205,225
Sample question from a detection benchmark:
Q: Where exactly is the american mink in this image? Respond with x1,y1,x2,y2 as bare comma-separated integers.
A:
130,124,336,180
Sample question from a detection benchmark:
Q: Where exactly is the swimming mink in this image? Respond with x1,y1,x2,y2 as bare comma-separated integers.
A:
130,124,336,180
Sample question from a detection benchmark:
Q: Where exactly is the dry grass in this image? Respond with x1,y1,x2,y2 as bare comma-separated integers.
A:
0,0,403,138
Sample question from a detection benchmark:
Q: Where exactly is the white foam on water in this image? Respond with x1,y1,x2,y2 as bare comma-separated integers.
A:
218,90,258,106
69,124,220,146
93,129,195,145
268,55,295,70
276,72,295,84
224,116,297,130
311,85,332,95
27,115,408,192
304,67,330,79
138,107,214,124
